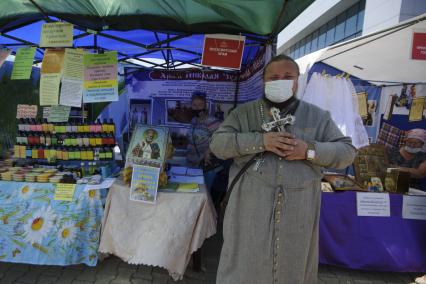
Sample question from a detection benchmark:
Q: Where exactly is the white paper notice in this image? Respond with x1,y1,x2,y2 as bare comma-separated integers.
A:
356,192,390,217
402,195,426,220
84,178,116,191
59,78,83,107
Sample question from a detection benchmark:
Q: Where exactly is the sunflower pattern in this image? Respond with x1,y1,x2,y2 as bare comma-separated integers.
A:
0,181,104,266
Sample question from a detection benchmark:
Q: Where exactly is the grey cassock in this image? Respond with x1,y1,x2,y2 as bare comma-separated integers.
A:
210,98,356,284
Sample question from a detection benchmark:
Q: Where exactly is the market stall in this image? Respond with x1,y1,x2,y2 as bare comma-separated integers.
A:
0,0,315,276
297,14,426,272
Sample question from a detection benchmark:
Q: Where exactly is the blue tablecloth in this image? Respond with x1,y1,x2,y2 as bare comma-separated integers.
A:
0,181,103,266
320,191,426,272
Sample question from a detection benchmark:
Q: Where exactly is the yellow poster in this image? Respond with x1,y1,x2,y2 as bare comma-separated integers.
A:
54,183,76,201
40,73,61,106
83,79,118,89
357,92,368,118
40,22,73,47
41,48,65,74
63,48,84,80
11,47,36,80
409,97,425,122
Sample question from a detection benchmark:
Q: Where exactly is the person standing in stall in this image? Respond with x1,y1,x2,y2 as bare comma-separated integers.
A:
388,128,426,191
210,55,356,284
186,92,222,190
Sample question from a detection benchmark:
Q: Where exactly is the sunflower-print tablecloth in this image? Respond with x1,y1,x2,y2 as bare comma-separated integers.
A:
0,181,103,266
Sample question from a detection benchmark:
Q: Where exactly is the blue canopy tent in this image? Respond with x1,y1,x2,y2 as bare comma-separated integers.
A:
0,0,315,154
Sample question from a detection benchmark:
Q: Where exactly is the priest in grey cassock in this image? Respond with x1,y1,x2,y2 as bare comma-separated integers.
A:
210,54,357,284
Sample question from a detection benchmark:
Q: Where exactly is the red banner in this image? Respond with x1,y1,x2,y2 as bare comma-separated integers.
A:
201,34,245,70
412,32,426,60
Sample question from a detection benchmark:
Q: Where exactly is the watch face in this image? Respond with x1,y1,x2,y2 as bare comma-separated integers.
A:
307,149,315,160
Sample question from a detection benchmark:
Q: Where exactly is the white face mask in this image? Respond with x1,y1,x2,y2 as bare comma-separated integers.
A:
264,79,294,103
403,146,423,154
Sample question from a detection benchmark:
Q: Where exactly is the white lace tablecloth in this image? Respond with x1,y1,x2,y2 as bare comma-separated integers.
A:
98,179,217,280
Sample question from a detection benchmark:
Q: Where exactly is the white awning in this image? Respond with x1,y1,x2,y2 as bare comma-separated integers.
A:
313,13,426,86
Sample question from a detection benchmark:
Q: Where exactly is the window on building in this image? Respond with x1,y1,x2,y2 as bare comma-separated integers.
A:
345,4,358,38
357,0,365,32
287,0,365,59
325,19,336,46
305,34,312,54
318,25,327,49
311,30,319,52
335,13,346,43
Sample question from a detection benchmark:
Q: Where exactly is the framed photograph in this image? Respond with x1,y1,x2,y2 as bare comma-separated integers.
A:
409,97,425,122
130,164,160,204
165,99,210,125
168,125,190,149
357,92,368,118
130,102,151,130
383,94,397,121
125,125,169,168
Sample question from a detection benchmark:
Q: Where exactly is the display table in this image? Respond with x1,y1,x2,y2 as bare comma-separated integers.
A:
98,179,217,280
0,181,103,266
319,191,426,272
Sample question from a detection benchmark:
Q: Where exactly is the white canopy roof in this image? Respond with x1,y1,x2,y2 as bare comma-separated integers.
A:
298,13,426,86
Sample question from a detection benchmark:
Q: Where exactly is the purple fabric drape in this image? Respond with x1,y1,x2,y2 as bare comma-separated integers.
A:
319,191,426,272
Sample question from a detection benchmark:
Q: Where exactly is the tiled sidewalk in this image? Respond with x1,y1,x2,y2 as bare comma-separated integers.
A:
0,233,422,284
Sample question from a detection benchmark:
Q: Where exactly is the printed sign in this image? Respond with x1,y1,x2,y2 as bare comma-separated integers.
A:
356,192,390,217
16,104,38,119
40,73,61,106
40,22,73,47
402,195,426,220
130,165,160,204
83,51,118,103
47,105,71,122
54,183,76,201
201,34,245,70
11,47,36,80
41,48,65,74
411,32,426,60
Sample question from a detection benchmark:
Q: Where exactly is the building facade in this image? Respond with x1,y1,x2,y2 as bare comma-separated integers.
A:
278,0,426,59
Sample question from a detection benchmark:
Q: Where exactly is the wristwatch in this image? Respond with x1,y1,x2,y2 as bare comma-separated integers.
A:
306,142,316,161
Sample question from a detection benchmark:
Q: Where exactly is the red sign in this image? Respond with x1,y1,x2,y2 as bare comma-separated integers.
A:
201,34,245,70
412,32,426,60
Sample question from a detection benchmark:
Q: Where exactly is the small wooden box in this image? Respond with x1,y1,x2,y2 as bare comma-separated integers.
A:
354,144,389,187
384,169,410,194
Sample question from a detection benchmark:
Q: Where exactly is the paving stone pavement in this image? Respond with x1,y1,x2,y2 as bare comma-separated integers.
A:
0,233,423,284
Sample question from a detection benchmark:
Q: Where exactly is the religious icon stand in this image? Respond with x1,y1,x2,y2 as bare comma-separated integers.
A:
125,125,169,203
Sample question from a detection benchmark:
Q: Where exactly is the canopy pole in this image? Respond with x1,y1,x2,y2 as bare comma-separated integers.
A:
154,32,168,66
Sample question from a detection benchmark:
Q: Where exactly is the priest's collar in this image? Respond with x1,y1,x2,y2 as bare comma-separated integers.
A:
262,95,299,115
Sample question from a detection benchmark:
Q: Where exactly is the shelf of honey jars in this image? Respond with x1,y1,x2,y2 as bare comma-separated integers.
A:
13,118,116,162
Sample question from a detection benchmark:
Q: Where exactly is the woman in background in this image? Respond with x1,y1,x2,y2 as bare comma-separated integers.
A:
388,128,426,191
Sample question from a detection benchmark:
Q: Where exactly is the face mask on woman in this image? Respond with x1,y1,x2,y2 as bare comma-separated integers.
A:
403,146,423,154
264,80,294,103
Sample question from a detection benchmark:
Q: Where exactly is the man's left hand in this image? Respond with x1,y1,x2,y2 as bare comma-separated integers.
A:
282,138,308,161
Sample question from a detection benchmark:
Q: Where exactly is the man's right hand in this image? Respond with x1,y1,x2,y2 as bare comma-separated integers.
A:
263,132,297,158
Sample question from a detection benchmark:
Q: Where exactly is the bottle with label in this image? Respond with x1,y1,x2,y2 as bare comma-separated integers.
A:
95,134,102,146
33,132,40,145
18,118,25,131
40,133,46,146
109,118,115,133
87,147,94,161
42,119,48,133
26,146,32,158
102,119,108,133
31,147,38,159
45,133,51,147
